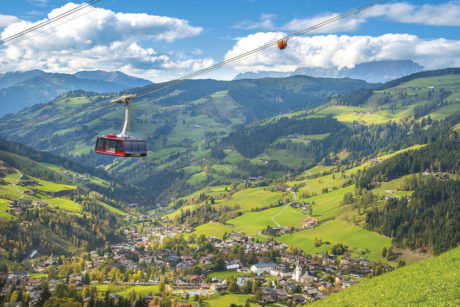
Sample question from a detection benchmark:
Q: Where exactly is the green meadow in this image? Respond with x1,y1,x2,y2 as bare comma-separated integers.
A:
48,198,81,212
307,185,355,221
205,293,261,307
193,204,305,239
312,246,460,306
0,198,13,220
216,187,283,213
98,201,129,216
192,222,237,239
278,219,391,262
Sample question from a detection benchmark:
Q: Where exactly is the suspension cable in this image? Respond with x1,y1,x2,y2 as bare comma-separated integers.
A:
0,0,389,134
1,1,101,45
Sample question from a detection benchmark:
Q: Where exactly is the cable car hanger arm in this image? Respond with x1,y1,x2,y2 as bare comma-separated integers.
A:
110,94,136,138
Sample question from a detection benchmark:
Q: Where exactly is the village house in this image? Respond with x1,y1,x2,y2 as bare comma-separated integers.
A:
250,262,277,275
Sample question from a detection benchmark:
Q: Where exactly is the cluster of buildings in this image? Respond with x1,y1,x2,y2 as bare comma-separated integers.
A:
7,200,48,217
1,219,392,306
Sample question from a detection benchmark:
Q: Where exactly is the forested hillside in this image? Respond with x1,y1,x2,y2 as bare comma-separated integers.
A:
1,71,459,206
0,146,129,260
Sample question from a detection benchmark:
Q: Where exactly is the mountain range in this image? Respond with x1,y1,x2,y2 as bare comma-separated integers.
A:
233,60,424,83
0,70,151,117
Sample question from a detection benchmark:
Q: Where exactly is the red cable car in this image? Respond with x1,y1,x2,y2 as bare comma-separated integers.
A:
95,94,147,157
95,135,147,157
278,39,287,50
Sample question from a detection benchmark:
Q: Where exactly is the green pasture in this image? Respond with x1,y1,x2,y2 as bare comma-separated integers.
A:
115,285,160,298
212,164,232,174
205,293,261,307
278,219,391,262
192,222,236,240
307,185,354,221
297,173,349,197
297,165,336,179
194,205,305,239
186,171,207,185
94,284,159,298
0,173,22,199
169,185,229,207
427,102,460,120
48,198,81,212
312,246,460,306
262,148,314,169
0,198,12,219
98,201,129,216
216,187,283,213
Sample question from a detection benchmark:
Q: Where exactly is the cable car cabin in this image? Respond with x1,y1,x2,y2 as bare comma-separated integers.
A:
95,135,147,157
278,39,287,50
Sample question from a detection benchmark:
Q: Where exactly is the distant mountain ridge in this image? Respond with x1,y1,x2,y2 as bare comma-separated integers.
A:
0,70,151,116
0,69,45,89
234,60,424,83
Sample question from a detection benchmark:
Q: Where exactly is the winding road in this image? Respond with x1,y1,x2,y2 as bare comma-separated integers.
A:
257,190,297,237
12,168,24,200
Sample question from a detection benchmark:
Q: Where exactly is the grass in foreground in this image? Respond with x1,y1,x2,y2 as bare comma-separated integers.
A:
312,246,460,306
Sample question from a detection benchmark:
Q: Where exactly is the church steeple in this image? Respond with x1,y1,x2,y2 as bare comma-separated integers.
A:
294,258,301,282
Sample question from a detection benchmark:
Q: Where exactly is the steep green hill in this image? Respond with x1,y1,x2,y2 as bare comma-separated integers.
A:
312,246,460,306
0,148,128,261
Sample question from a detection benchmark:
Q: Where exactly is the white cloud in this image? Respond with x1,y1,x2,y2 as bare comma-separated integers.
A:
268,1,460,36
282,13,365,33
0,14,20,28
0,2,208,82
225,32,460,72
234,14,276,30
363,1,460,26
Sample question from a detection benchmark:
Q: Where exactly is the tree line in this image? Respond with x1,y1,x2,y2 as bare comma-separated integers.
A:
366,179,459,255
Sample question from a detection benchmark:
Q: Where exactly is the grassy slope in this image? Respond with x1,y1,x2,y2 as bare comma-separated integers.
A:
98,200,129,216
0,198,14,220
317,75,460,125
0,173,22,200
191,144,427,256
278,220,391,261
206,294,261,307
216,188,283,213
312,246,460,306
47,198,81,212
193,203,305,240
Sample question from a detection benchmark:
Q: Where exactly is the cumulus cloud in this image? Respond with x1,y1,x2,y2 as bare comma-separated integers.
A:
363,1,460,26
0,2,209,82
225,32,460,72
243,2,460,35
0,14,20,28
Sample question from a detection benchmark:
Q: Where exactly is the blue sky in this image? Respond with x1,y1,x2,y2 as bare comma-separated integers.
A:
1,0,459,81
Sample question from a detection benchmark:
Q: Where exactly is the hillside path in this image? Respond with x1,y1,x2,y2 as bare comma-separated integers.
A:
257,190,297,238
271,191,297,227
12,168,24,200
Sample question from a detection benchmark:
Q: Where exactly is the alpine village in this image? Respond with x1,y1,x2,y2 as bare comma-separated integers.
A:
0,1,459,307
